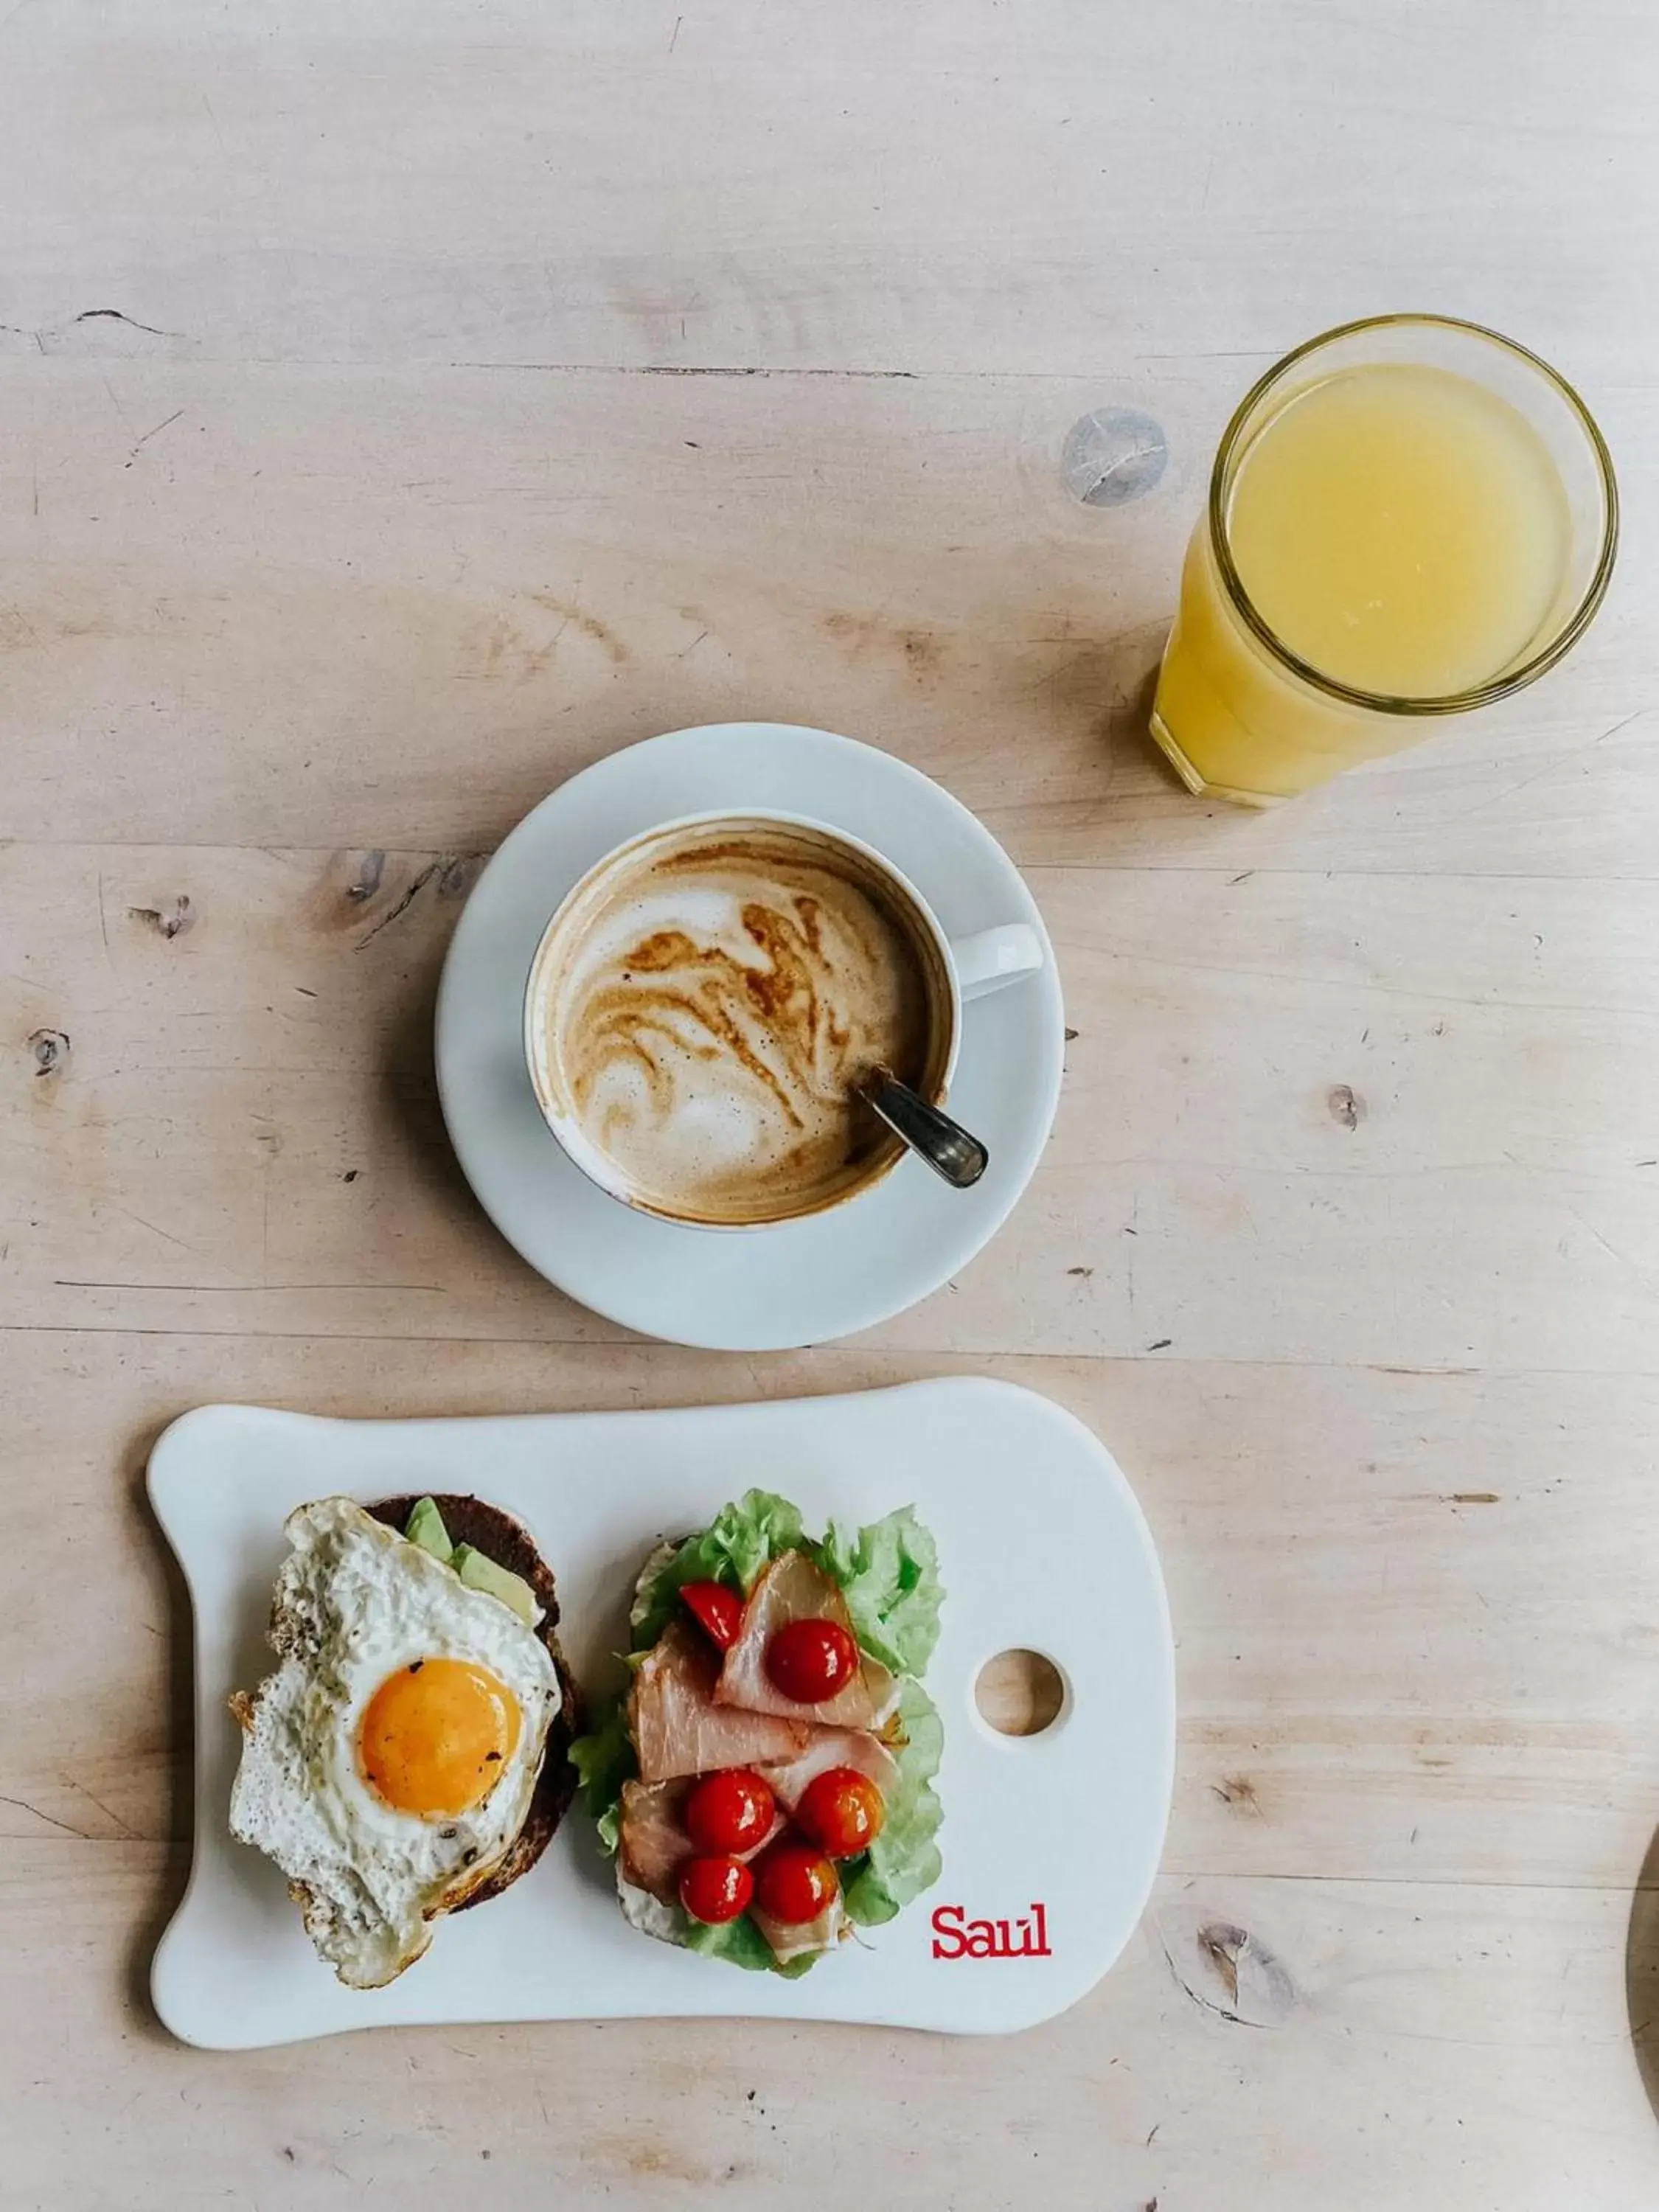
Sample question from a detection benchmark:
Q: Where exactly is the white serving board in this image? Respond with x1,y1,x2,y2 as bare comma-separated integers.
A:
149,1379,1174,2048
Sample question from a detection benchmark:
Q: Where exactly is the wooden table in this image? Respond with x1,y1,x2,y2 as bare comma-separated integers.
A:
4,4,1657,2204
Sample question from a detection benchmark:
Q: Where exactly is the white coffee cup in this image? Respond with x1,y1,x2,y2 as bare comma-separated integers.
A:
523,808,1044,1229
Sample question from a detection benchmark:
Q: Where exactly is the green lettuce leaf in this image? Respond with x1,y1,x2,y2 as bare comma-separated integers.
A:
627,1489,806,1651
843,1677,945,1927
568,1698,635,1856
813,1506,944,1677
682,1910,816,1978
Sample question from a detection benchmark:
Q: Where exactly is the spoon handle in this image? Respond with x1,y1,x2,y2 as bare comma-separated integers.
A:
862,1071,989,1190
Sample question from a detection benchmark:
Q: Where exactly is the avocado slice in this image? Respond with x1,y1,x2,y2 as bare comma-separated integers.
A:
404,1495,454,1565
452,1543,538,1627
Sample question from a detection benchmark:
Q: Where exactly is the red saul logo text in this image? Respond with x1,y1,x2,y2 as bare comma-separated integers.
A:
930,1902,1051,1960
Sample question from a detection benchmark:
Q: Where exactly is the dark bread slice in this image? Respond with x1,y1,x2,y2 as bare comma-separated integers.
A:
367,1492,582,1910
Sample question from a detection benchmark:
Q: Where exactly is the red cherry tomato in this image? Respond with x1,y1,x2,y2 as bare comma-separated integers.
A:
678,1854,754,1925
679,1580,743,1651
796,1767,886,1858
753,1840,840,1926
764,1617,858,1704
684,1769,776,1856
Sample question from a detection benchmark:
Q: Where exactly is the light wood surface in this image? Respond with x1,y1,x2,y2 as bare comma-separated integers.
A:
4,3,1658,2205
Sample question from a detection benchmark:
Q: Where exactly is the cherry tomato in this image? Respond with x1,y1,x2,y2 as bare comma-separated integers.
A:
763,1617,858,1704
753,1840,840,1926
796,1766,886,1858
684,1769,776,1856
678,1854,754,1924
680,1580,743,1651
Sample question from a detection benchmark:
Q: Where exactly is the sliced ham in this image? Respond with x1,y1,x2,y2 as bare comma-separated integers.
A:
755,1727,901,1813
618,1775,782,1905
753,1892,845,1966
716,1551,899,1730
629,1618,813,1784
617,1778,694,1902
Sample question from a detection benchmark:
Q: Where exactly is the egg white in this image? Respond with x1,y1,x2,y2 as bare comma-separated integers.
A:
229,1495,560,1988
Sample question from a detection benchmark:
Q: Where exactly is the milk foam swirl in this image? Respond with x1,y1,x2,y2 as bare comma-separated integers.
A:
535,824,942,1224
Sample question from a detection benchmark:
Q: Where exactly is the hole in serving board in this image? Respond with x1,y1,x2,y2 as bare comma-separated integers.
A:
973,1649,1066,1737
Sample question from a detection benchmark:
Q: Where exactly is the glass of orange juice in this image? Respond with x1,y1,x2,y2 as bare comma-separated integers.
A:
1150,314,1618,805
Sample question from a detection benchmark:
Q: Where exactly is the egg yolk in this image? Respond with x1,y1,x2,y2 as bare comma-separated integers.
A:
358,1658,522,1818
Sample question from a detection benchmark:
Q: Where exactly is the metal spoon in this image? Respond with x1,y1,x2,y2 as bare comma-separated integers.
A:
860,1068,988,1189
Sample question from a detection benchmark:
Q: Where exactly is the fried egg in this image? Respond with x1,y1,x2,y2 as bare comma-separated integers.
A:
229,1496,560,1988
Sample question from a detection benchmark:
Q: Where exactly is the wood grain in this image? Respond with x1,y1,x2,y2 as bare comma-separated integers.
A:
4,1841,1655,2211
0,1,1649,381
4,842,1656,1371
0,358,1648,867
2,0,1657,2203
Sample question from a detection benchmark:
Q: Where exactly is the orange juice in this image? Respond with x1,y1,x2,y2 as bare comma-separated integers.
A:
1150,321,1615,804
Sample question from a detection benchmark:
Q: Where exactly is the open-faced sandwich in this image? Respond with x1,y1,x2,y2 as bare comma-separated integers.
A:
572,1490,944,1975
229,1493,579,1988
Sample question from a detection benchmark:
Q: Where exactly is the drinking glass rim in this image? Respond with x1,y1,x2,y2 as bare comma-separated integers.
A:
1206,312,1620,717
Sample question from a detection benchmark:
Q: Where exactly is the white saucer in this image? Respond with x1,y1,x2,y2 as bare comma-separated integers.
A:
434,724,1064,1349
